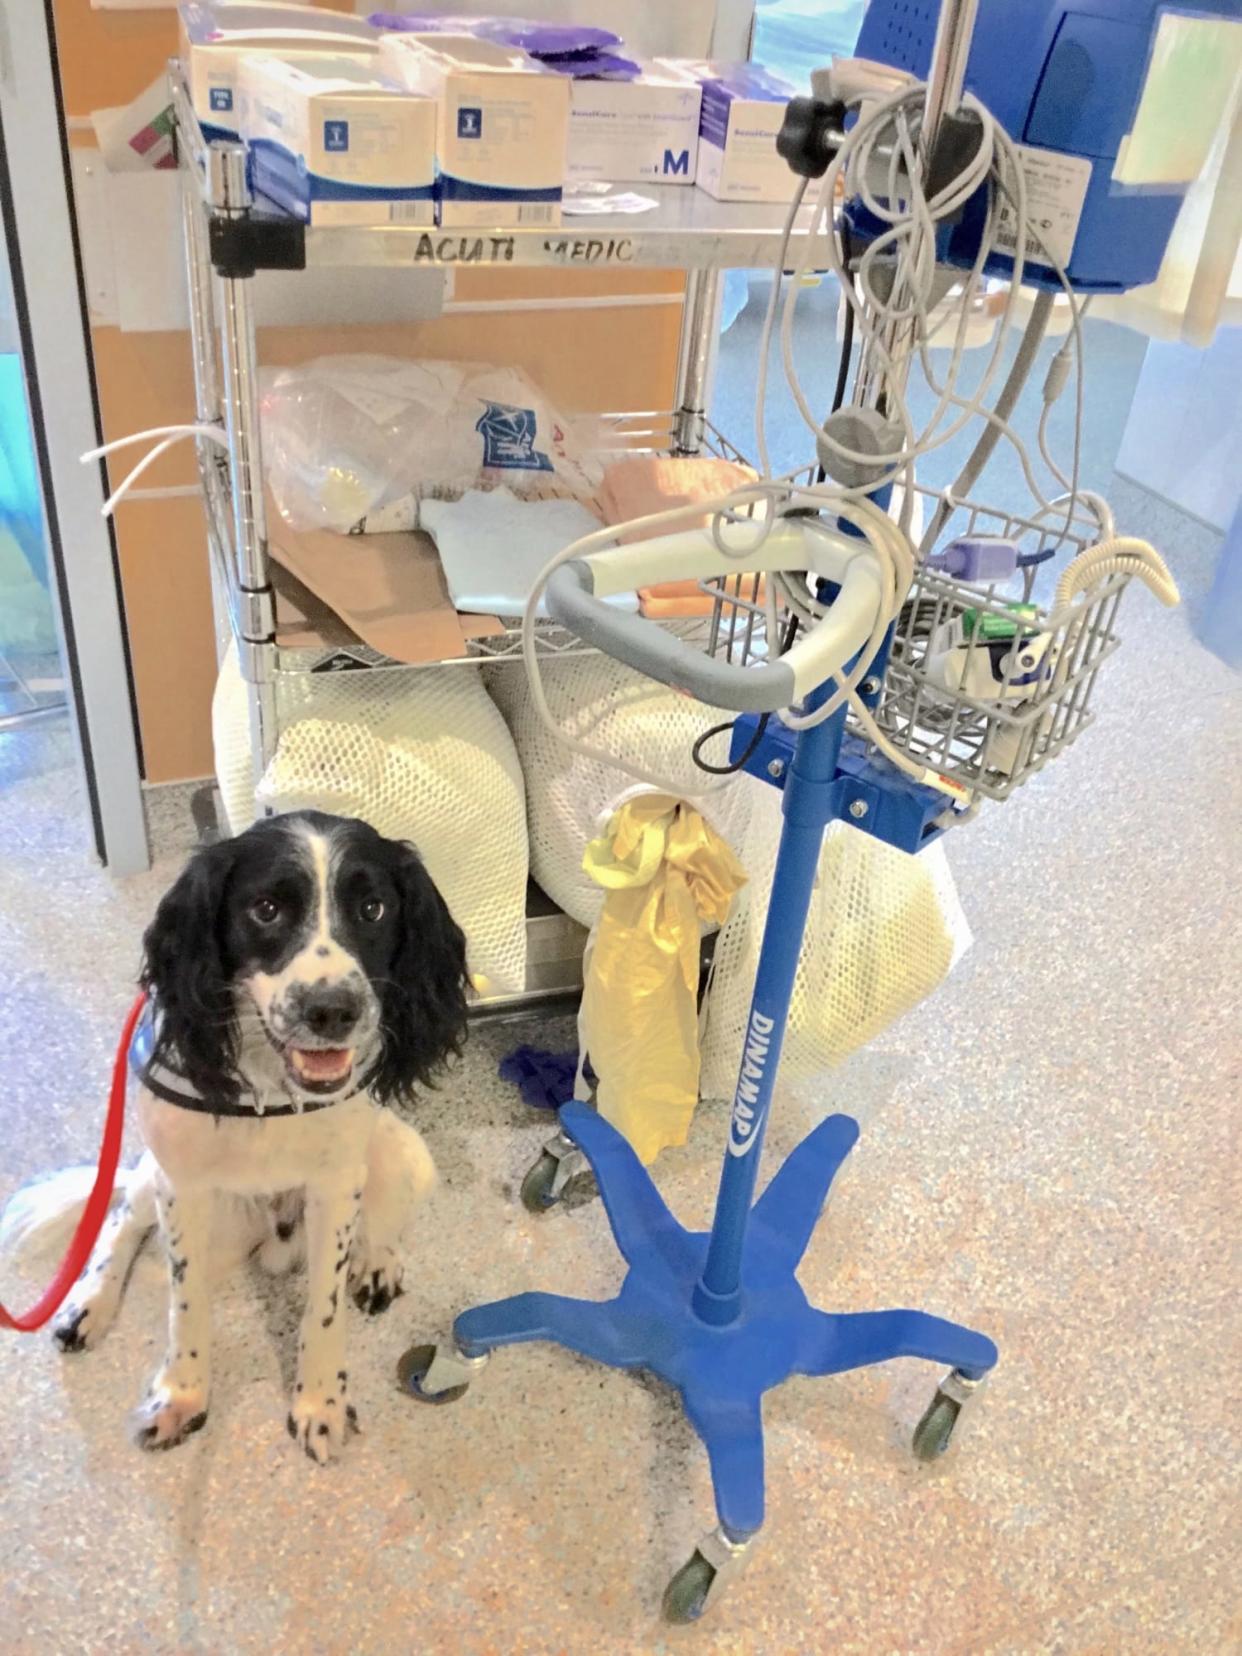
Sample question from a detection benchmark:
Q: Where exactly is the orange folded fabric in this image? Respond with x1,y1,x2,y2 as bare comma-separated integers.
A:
598,455,763,617
638,579,708,598
637,574,767,619
597,455,758,545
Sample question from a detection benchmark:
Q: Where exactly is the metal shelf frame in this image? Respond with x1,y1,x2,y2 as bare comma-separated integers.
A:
173,76,832,280
172,66,794,1008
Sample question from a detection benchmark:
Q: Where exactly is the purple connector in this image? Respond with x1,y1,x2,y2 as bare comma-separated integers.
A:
927,536,1019,582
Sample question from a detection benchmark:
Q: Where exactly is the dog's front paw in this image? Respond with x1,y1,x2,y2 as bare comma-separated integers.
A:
130,1379,209,1451
350,1254,404,1317
286,1389,359,1465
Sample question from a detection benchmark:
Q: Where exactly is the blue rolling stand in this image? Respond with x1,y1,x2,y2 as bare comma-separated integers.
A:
398,679,997,1622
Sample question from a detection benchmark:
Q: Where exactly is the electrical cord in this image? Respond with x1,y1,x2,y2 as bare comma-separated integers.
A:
82,422,231,518
691,613,801,777
750,93,1039,802
830,269,858,418
1032,490,1114,543
815,221,857,486
692,712,771,777
755,179,809,481
910,170,1098,568
919,287,1055,555
727,91,1022,774
1053,537,1179,610
776,85,1027,488
985,173,1088,553
758,93,1033,622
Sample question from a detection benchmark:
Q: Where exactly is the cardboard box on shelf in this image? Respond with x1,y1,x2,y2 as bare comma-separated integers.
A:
242,54,436,227
178,2,379,141
380,33,569,227
668,60,797,204
564,60,702,186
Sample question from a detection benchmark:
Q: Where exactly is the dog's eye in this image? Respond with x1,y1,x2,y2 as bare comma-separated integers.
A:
359,897,385,924
250,897,281,926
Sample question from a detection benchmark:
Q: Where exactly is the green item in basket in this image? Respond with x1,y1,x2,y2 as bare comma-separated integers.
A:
961,602,1039,642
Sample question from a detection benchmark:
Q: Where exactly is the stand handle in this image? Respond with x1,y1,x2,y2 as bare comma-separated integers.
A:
546,520,884,714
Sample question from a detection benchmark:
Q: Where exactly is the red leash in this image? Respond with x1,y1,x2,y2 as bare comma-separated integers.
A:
0,992,146,1333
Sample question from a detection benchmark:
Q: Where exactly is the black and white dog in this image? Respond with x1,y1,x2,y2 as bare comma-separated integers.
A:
9,811,468,1462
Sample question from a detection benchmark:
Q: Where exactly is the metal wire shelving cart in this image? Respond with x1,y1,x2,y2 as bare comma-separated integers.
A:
171,68,837,1011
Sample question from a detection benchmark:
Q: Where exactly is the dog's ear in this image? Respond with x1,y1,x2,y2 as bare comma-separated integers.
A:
140,838,242,1104
371,844,469,1105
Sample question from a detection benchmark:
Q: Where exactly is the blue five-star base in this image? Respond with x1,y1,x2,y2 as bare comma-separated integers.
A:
454,1102,998,1540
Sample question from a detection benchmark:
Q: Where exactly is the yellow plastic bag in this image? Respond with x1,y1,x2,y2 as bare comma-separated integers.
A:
579,793,748,1165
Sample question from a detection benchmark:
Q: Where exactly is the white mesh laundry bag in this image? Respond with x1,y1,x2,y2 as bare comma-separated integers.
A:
213,642,528,994
700,776,972,1094
486,653,756,930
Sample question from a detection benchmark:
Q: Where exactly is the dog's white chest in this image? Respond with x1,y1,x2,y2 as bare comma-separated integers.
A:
137,1090,378,1194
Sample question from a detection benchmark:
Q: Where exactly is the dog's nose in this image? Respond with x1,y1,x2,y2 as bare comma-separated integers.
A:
301,986,362,1043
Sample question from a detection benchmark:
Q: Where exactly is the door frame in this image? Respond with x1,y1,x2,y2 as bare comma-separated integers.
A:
0,0,149,873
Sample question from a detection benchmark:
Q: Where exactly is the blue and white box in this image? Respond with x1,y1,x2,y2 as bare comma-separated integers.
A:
671,61,796,204
379,34,568,228
178,3,380,142
564,61,702,187
241,55,436,228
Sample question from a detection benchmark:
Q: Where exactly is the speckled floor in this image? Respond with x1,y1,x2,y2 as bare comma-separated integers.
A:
1,405,1239,1645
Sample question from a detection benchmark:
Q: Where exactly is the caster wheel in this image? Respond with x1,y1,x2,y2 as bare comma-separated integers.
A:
913,1391,961,1462
662,1549,718,1624
396,1344,469,1405
520,1151,562,1212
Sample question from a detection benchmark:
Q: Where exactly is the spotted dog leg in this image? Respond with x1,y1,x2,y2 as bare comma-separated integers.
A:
349,1136,411,1317
131,1184,213,1451
287,1179,362,1465
53,1156,158,1352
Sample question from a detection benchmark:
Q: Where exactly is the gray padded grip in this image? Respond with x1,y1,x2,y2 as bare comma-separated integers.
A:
546,560,797,714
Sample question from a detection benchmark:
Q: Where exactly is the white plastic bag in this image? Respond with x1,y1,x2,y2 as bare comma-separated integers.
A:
700,776,972,1093
260,354,601,533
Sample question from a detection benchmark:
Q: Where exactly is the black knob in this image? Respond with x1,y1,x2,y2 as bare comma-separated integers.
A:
776,96,846,180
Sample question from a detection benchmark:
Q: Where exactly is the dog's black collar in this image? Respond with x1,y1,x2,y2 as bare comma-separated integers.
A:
130,1002,363,1119
143,1076,351,1118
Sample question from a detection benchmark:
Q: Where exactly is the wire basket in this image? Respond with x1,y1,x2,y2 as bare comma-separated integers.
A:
574,417,1134,808
691,480,1130,805
879,486,1126,801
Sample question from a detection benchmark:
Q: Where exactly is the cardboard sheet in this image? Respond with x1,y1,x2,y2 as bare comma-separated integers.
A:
270,560,357,652
264,493,504,664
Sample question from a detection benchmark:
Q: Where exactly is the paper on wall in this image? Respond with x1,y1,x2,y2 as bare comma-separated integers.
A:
91,75,177,171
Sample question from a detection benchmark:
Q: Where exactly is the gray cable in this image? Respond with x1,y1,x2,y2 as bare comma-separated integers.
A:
919,286,1054,556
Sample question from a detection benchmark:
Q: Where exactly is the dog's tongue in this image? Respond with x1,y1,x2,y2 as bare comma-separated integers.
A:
290,1048,353,1083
